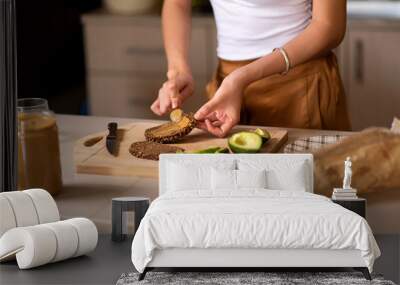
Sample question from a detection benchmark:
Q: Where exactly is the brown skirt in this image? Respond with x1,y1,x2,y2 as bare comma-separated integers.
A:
205,52,351,131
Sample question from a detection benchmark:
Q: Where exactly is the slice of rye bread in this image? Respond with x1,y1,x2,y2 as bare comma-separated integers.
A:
129,141,184,161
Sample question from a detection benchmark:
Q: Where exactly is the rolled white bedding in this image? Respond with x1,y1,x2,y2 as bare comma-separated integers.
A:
0,189,60,237
0,218,98,269
24,188,60,224
1,191,40,227
0,189,97,269
0,196,17,237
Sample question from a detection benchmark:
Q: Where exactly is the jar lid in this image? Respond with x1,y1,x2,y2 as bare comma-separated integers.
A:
17,98,49,112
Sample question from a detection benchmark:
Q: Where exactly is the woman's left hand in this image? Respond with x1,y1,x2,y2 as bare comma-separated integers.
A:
194,73,244,138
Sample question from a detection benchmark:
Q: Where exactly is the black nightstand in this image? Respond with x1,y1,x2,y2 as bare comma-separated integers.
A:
112,197,150,242
332,198,366,218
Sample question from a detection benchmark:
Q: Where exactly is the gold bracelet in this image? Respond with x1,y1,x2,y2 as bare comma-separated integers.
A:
273,47,291,75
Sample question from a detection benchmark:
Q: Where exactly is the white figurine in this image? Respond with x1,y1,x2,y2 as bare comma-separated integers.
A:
343,157,352,189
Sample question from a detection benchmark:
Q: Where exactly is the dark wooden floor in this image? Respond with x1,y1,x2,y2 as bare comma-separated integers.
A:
0,235,398,285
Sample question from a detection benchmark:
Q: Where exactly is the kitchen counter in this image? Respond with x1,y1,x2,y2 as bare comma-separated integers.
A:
55,114,400,234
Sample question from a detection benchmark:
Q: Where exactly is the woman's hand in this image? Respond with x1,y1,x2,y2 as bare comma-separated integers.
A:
151,69,194,116
194,73,244,138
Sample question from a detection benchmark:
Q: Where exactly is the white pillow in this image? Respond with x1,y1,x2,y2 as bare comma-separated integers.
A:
167,160,236,191
266,162,308,191
211,169,267,190
211,168,236,190
238,159,309,192
237,169,267,189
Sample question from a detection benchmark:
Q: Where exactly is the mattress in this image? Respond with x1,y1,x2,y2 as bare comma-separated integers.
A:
131,190,380,273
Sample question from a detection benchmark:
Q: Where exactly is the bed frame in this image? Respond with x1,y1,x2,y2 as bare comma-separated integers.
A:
139,248,371,280
138,154,372,281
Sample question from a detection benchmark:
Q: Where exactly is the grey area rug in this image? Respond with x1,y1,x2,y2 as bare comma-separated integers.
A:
117,272,396,285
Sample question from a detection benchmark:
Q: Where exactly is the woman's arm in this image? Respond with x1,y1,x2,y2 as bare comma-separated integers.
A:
163,0,192,74
236,0,347,86
151,0,194,116
195,0,347,137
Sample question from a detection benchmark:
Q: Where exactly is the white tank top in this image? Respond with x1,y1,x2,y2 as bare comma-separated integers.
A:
209,0,312,60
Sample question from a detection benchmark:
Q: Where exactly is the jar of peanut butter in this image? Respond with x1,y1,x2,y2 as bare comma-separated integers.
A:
17,98,62,195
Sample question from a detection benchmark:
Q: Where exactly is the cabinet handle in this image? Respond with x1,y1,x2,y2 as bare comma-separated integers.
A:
354,39,364,84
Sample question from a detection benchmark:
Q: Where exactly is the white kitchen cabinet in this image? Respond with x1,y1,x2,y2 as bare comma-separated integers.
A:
338,20,400,131
82,11,216,119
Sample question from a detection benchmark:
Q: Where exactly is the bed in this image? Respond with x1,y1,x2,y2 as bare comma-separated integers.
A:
131,154,380,280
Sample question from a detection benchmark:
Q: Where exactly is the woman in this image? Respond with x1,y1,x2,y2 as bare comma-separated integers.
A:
151,0,350,137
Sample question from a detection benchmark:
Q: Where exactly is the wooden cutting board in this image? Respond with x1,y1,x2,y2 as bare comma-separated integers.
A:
74,122,288,178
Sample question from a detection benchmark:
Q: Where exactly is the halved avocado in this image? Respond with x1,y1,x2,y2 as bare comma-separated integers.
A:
187,146,222,154
228,132,263,153
215,147,230,153
254,128,271,144
182,146,230,154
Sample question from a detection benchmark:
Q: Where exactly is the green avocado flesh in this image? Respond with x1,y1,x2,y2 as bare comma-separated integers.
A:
184,146,229,154
228,132,263,153
254,128,271,143
189,146,222,154
215,147,229,153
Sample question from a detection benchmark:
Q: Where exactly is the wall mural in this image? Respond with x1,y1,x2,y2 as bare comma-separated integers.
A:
314,124,400,197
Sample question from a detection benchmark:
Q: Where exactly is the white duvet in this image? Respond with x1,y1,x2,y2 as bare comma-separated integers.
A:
131,190,380,273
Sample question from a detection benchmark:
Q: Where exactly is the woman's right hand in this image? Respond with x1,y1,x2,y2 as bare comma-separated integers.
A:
151,69,194,116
